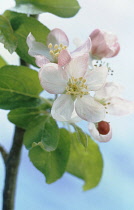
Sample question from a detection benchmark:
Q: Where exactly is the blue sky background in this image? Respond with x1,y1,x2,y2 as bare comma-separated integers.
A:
1,0,134,209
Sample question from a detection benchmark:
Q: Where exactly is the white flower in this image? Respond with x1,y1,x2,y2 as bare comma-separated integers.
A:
95,82,134,115
27,28,91,67
88,82,134,143
88,121,112,142
39,54,108,122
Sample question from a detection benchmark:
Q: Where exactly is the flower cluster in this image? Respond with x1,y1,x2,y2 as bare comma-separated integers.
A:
27,28,134,142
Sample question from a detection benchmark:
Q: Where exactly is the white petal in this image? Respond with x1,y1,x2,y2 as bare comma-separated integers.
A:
65,54,89,78
71,38,91,56
95,82,124,100
51,95,74,121
107,97,134,116
85,66,108,91
88,122,112,142
39,63,67,94
35,55,50,67
58,49,71,66
47,28,69,46
26,33,51,60
75,95,105,122
68,110,82,123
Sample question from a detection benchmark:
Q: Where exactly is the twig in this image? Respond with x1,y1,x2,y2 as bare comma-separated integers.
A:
2,126,25,210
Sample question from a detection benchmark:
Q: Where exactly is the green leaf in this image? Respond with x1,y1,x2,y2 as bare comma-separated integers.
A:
0,56,7,68
72,124,88,148
0,65,43,110
29,128,71,183
4,11,50,66
67,133,103,191
24,115,59,151
13,0,80,18
0,15,17,53
8,101,52,129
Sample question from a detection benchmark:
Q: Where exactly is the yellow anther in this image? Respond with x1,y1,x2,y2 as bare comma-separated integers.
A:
54,44,58,49
54,49,59,53
50,50,54,55
82,79,86,83
63,46,67,50
59,43,63,48
48,43,53,48
55,52,60,57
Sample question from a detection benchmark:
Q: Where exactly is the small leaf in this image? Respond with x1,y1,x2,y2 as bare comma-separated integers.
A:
4,11,50,66
0,15,17,53
67,133,103,191
24,115,59,151
0,65,43,110
13,0,80,17
29,128,71,183
0,56,7,68
73,124,88,148
8,101,52,129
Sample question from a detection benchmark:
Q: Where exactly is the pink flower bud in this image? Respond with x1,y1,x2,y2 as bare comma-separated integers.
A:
90,29,120,59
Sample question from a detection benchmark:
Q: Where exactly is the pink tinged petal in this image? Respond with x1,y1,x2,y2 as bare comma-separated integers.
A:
51,95,74,121
47,28,69,46
35,55,50,67
95,82,124,101
65,54,89,78
58,49,71,67
85,66,108,91
26,33,51,60
103,32,120,58
110,43,120,57
90,29,120,59
71,37,91,56
88,122,112,142
107,97,134,116
75,95,105,123
39,63,67,94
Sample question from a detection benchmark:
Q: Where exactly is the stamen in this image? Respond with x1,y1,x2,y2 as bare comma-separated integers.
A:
48,43,52,48
65,76,89,98
48,42,68,61
54,44,58,49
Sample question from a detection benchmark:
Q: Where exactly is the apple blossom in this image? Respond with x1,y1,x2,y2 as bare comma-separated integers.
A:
88,82,134,143
88,121,112,142
39,54,108,122
90,29,120,59
27,28,91,67
94,82,134,116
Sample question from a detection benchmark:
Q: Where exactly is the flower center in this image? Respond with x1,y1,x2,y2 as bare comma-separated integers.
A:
48,43,67,60
65,77,89,98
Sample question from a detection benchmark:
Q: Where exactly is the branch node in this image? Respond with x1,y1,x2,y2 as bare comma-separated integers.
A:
0,145,8,165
